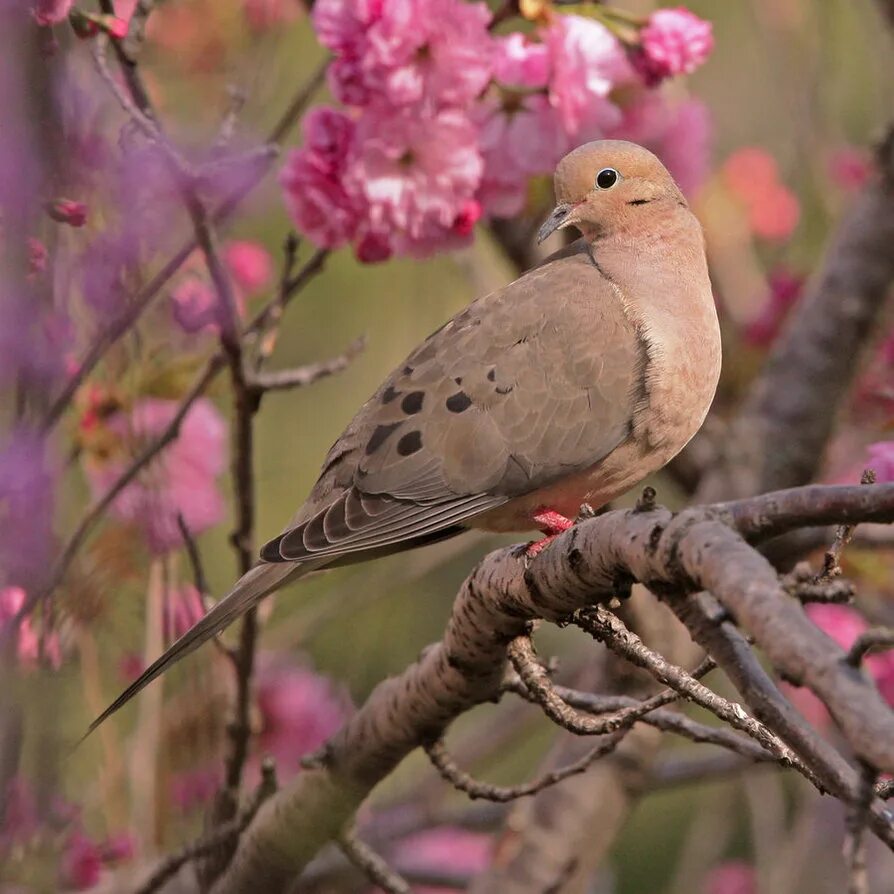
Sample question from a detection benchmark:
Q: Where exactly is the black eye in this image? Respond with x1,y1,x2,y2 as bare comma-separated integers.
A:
595,168,619,189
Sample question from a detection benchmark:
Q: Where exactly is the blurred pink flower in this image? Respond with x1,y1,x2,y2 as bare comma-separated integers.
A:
28,238,48,276
100,832,136,864
704,860,755,894
59,831,102,890
243,0,302,30
827,146,873,193
350,106,483,257
493,33,551,88
32,0,72,25
545,14,631,139
635,7,714,86
46,198,87,227
0,777,39,851
170,277,221,334
170,766,221,813
1,587,62,670
723,147,800,242
82,398,227,554
390,827,492,894
312,0,382,53
253,654,351,778
163,584,205,642
865,441,894,482
118,651,145,681
224,241,273,294
785,603,894,727
743,268,805,347
355,228,394,263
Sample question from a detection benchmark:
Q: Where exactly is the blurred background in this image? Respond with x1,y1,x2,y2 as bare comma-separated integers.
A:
3,0,894,891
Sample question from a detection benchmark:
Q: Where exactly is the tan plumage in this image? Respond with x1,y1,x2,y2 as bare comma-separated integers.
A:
89,140,721,735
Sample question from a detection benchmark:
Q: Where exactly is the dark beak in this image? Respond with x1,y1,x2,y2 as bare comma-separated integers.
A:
537,203,574,244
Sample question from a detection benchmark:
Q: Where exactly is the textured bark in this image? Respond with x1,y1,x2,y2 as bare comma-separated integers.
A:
211,483,894,893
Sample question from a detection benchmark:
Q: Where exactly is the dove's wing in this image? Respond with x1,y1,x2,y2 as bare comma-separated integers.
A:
262,240,644,563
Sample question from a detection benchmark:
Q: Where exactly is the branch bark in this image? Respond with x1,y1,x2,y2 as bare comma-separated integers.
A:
210,483,894,893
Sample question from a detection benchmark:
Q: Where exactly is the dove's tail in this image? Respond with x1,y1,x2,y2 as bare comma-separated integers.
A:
84,560,321,741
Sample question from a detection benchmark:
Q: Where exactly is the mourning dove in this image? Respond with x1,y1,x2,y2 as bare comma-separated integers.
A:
89,140,721,733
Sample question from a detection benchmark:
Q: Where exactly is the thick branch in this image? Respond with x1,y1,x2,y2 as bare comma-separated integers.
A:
211,484,894,892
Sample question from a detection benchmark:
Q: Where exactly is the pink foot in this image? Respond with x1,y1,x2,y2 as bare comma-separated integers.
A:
525,509,574,558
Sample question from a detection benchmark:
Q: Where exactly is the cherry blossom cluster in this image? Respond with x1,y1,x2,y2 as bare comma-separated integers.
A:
282,2,714,262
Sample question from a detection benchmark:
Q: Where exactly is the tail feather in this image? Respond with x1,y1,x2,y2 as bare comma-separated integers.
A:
84,560,316,741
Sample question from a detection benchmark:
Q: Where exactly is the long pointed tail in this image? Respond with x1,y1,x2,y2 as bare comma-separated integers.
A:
84,560,317,740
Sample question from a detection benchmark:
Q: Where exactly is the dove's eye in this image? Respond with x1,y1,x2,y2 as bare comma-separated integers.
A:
595,168,619,189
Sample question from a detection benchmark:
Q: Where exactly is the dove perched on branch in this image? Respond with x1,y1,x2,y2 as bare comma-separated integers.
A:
89,140,721,734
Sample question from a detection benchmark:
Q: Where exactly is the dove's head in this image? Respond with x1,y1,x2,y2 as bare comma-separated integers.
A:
538,140,686,244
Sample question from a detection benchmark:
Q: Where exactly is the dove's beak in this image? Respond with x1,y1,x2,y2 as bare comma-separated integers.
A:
537,203,575,244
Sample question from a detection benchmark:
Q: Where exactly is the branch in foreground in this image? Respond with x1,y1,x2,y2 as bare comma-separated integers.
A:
209,483,894,893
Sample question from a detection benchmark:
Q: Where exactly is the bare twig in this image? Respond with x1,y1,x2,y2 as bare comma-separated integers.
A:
508,635,680,736
249,336,366,394
575,607,809,775
41,60,328,432
176,514,210,599
819,469,877,579
846,628,894,667
425,732,627,803
782,562,855,604
336,829,411,894
133,759,277,894
845,764,877,894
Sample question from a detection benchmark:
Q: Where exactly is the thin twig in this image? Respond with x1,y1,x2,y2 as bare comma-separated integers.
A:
176,514,210,599
41,60,328,432
575,606,811,777
336,829,411,894
819,469,877,580
425,732,627,803
845,763,877,894
782,562,855,604
134,760,277,894
846,628,894,667
249,336,366,394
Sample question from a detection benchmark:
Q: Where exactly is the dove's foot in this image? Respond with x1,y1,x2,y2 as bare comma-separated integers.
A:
524,509,574,558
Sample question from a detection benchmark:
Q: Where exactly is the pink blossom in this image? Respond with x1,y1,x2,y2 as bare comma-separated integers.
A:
827,146,873,193
544,14,631,140
865,441,894,483
252,654,351,778
493,33,551,88
475,91,567,217
82,398,227,554
59,831,102,890
391,827,492,894
163,584,205,642
0,777,39,851
46,198,88,227
743,268,805,347
0,586,62,671
100,832,136,864
635,7,714,86
170,277,221,334
704,860,756,894
723,148,800,242
355,228,394,263
281,107,366,250
350,106,483,256
243,0,302,31
32,0,72,26
28,238,48,276
224,241,273,294
315,0,493,110
169,766,221,812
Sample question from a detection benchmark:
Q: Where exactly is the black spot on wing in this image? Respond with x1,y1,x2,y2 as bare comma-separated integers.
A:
365,421,402,455
397,430,423,456
446,391,472,413
381,385,401,404
401,391,425,415
486,368,496,382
